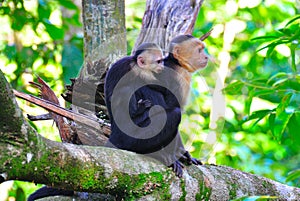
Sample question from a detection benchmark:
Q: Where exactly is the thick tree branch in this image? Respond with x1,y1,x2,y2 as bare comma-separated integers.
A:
1,70,300,200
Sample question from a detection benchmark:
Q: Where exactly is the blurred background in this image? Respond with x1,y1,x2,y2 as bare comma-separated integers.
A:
0,0,299,200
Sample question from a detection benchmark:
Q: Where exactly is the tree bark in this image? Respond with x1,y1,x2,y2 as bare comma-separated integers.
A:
133,0,204,52
62,0,126,146
1,70,300,201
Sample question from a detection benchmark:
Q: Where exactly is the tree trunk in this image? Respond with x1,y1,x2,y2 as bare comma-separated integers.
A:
62,0,126,146
1,70,300,201
133,0,204,51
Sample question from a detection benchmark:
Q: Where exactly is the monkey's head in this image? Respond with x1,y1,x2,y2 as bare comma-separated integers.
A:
168,35,208,72
132,43,164,81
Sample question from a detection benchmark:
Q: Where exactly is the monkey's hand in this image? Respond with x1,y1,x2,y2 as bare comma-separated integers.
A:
179,151,202,166
168,160,184,178
138,99,152,108
133,99,152,116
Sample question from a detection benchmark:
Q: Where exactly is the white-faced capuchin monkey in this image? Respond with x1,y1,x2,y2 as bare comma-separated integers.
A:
155,34,210,173
164,34,209,107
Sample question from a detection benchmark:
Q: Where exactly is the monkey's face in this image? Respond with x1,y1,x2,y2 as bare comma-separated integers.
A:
138,49,164,74
191,40,208,70
173,38,208,72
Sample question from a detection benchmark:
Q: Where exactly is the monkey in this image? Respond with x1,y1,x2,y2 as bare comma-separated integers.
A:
164,34,208,107
157,34,209,167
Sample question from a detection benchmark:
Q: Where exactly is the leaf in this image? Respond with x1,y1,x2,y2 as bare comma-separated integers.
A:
286,169,300,183
273,110,293,141
287,112,300,148
272,78,288,88
267,72,288,85
242,109,273,125
38,0,51,20
251,35,279,41
11,8,27,31
272,93,294,140
285,15,300,27
59,0,78,10
43,20,65,40
276,93,293,116
252,89,276,97
269,113,275,130
256,40,291,54
290,44,297,73
244,90,254,115
224,80,244,95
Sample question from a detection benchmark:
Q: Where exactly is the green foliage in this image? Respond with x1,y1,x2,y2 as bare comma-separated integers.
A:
184,0,300,188
225,14,300,145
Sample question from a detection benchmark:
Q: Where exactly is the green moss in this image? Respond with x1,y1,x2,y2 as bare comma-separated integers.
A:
229,183,238,199
178,178,186,201
197,178,212,201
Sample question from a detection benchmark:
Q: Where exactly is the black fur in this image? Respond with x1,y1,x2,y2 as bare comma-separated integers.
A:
104,55,181,154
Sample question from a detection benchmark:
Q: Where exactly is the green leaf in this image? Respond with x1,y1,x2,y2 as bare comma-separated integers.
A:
285,15,300,27
276,93,293,116
38,0,51,20
269,113,275,130
251,35,279,41
290,44,297,73
11,8,27,31
252,89,276,97
224,80,244,95
286,169,300,183
244,90,254,115
43,20,64,40
273,110,293,141
272,78,288,88
267,72,288,85
287,112,300,148
59,0,78,10
242,109,273,125
271,93,294,140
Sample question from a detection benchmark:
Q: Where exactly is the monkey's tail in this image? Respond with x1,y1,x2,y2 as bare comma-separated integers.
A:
27,186,74,201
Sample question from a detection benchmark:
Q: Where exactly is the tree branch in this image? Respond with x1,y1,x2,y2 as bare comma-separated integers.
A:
1,70,300,200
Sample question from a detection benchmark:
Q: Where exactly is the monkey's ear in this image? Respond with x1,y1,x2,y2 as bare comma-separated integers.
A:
172,45,181,60
137,55,146,68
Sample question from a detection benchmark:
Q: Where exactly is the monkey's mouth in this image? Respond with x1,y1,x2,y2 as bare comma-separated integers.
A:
199,61,208,67
155,67,164,73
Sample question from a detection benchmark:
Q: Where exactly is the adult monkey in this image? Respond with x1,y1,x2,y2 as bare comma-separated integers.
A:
105,42,187,176
156,34,210,168
163,34,209,107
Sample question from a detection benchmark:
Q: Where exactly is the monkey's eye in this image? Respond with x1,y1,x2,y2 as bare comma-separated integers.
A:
198,48,202,53
156,59,163,64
